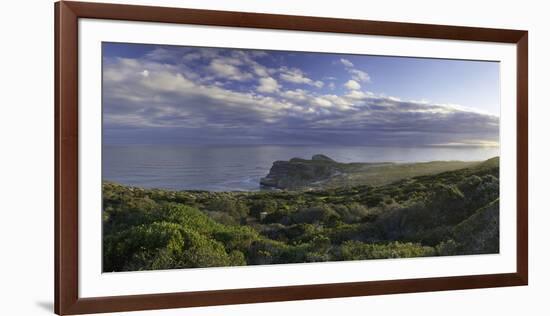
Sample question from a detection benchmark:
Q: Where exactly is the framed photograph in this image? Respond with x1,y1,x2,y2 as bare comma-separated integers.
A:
55,1,528,315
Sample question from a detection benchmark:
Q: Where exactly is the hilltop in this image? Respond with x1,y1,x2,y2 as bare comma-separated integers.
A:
260,154,485,190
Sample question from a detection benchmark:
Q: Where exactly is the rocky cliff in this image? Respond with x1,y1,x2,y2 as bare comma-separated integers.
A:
260,155,345,190
260,154,484,190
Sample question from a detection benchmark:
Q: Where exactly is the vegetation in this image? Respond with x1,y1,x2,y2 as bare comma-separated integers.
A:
260,154,481,190
103,157,499,272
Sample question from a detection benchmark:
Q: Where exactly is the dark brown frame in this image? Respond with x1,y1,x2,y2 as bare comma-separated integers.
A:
55,1,528,314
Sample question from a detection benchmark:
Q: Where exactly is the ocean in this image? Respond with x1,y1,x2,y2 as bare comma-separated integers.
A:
103,144,499,191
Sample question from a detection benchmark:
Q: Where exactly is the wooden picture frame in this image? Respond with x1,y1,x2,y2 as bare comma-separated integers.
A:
55,1,528,314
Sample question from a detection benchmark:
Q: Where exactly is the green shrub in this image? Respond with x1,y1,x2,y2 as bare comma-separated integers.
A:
102,158,499,271
340,240,435,261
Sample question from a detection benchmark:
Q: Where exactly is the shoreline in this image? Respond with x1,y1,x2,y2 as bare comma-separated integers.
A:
103,156,498,193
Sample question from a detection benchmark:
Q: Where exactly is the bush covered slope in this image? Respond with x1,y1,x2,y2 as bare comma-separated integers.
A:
103,157,499,272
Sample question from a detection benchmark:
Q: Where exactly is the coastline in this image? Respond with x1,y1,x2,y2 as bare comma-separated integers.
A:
102,157,499,272
103,144,499,191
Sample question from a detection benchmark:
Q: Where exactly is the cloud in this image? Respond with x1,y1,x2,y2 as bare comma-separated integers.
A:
144,48,180,62
103,46,499,147
103,56,299,129
344,80,361,90
279,67,324,88
321,94,352,110
349,69,371,82
339,58,371,83
253,65,269,77
429,140,499,148
345,90,373,100
182,52,202,62
257,77,280,93
208,59,254,81
145,47,218,63
314,97,332,108
281,89,308,101
340,58,354,67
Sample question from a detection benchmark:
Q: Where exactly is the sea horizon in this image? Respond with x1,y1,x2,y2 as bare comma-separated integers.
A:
103,144,499,191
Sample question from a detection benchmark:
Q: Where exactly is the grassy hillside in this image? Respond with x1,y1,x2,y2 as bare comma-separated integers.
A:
260,155,481,190
103,157,499,272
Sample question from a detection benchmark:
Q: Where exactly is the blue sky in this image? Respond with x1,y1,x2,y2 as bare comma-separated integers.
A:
102,42,499,147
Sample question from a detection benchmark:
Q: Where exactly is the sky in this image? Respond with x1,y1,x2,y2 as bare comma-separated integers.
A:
102,42,500,147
